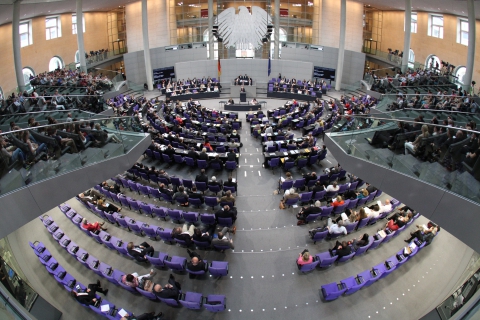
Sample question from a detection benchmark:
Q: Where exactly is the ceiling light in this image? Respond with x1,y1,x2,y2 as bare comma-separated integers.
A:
292,3,302,7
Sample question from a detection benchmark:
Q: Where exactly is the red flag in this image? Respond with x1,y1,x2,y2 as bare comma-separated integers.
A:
218,59,221,78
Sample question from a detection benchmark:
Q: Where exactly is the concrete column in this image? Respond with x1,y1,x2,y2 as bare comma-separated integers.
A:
142,0,153,91
12,0,25,92
335,0,346,91
208,0,214,59
401,0,412,73
76,0,87,73
273,0,280,59
464,0,476,92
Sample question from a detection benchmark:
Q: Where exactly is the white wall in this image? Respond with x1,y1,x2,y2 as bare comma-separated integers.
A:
318,0,363,52
280,47,365,86
126,0,171,53
124,46,364,87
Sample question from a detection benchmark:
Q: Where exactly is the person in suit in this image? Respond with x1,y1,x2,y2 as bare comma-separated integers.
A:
172,186,188,206
97,199,121,213
209,176,223,189
329,241,352,260
226,149,237,164
223,176,237,191
198,148,209,162
163,145,175,159
186,249,206,276
212,227,236,250
227,98,234,105
229,130,240,142
159,183,174,197
195,169,208,184
192,227,214,244
173,224,194,246
70,280,108,305
127,242,155,262
240,86,246,93
188,186,204,204
215,205,237,223
187,147,198,162
296,200,322,224
210,155,223,170
153,274,181,299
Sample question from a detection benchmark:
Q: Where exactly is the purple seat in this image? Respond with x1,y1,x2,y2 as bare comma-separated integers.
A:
200,213,216,225
204,294,226,312
217,217,233,227
311,229,328,244
299,191,312,205
174,154,184,164
141,224,161,240
139,202,154,217
336,250,355,263
158,228,175,244
316,251,338,268
346,198,358,210
117,278,138,293
353,241,371,257
279,180,293,193
179,292,203,309
53,265,66,282
396,248,409,266
321,281,346,301
367,236,383,251
59,236,71,249
348,181,359,191
168,209,183,223
158,296,180,307
183,211,199,223
332,202,347,215
127,198,141,212
305,212,322,223
197,160,208,170
137,287,158,300
225,161,237,171
153,206,168,220
127,180,140,194
383,231,395,243
368,263,387,285
186,260,208,276
345,222,358,233
341,276,365,295
189,197,202,208
204,197,218,210
61,273,77,291
146,252,169,267
356,197,368,207
356,217,369,230
298,259,320,273
66,241,79,256
336,184,348,195
58,203,71,213
284,197,298,207
164,256,187,272
119,194,131,209
65,209,77,219
126,218,144,236
185,157,195,167
208,261,228,277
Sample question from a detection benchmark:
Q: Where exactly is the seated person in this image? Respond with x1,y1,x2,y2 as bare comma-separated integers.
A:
210,155,223,169
296,249,313,267
172,186,188,206
302,172,317,186
326,218,347,235
325,182,339,192
251,98,258,105
198,148,209,162
357,189,369,199
329,241,352,259
188,186,204,204
121,269,156,288
219,190,235,205
101,181,121,194
385,212,413,231
172,224,195,246
364,203,381,219
127,241,155,262
330,195,345,207
227,98,234,105
195,169,208,184
211,227,236,250
324,163,341,177
351,233,370,250
192,227,214,244
159,183,174,197
70,280,108,305
96,199,121,213
311,180,325,195
215,205,237,223
296,200,322,224
81,218,107,232
186,249,206,275
404,224,439,243
78,189,103,204
209,176,223,189
152,274,181,299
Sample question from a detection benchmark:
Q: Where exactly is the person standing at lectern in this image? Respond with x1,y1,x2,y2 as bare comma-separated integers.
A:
240,86,246,93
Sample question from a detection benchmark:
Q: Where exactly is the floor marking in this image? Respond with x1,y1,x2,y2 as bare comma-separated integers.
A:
245,158,247,163
245,148,247,152
258,171,262,176
257,158,260,162
245,171,247,177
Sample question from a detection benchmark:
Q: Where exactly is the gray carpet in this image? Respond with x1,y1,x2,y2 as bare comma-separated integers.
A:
5,97,479,320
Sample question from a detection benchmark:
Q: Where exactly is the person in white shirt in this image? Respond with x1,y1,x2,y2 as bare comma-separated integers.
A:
377,199,392,215
325,182,339,193
265,137,274,149
326,218,347,235
264,125,273,135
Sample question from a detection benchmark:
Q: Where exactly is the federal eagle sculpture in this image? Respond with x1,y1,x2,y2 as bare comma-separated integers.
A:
216,6,272,50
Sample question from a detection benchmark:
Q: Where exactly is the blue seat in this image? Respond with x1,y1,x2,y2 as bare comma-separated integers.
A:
341,276,365,295
298,258,320,273
316,251,338,268
209,261,228,277
204,295,226,312
321,281,346,301
164,256,187,272
179,291,203,309
268,157,280,172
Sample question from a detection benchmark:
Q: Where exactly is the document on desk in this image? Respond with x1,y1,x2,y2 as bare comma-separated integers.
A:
284,152,288,156
101,304,110,312
270,153,276,156
118,309,128,317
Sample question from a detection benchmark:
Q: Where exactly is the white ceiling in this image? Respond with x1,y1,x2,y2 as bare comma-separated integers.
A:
0,0,479,26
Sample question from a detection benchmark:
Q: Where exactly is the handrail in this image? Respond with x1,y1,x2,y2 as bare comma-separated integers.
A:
381,108,479,117
0,116,133,136
0,284,35,319
332,114,480,135
0,109,80,118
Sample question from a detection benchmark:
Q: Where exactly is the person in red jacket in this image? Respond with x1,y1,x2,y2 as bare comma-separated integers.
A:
81,218,107,232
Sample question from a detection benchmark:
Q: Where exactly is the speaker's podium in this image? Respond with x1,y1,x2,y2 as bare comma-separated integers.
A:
240,92,246,103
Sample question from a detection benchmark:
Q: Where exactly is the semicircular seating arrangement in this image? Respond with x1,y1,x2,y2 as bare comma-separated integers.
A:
320,228,440,301
37,214,227,311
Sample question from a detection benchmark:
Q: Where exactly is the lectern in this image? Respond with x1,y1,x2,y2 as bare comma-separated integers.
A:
240,92,246,103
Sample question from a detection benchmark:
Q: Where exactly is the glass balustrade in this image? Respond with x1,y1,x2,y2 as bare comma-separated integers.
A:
329,115,480,204
0,117,148,197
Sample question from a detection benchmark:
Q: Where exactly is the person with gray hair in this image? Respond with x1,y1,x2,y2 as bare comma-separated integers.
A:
283,187,299,201
296,200,322,225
